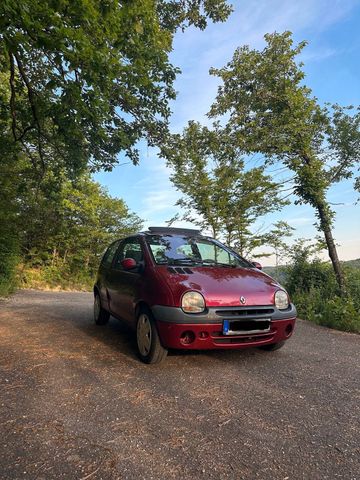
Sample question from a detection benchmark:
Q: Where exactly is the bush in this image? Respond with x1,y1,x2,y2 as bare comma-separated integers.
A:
291,287,360,333
0,230,19,296
19,265,94,291
284,243,360,333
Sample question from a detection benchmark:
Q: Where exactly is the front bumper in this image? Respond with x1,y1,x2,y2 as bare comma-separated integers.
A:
152,304,296,350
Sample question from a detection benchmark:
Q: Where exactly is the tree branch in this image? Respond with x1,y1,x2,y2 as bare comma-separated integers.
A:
13,50,46,174
8,52,18,141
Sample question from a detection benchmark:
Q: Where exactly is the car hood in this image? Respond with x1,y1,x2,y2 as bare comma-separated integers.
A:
157,266,283,307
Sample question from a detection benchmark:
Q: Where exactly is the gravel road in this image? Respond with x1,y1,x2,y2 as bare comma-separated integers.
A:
0,290,359,480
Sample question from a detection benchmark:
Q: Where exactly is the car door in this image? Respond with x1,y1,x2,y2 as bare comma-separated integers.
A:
97,240,121,310
106,237,144,324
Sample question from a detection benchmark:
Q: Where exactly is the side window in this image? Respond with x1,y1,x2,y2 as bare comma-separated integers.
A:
101,241,121,268
197,241,233,265
113,238,144,270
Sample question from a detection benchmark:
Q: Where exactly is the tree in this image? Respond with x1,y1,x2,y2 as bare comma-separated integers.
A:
209,32,359,295
0,0,232,291
0,0,232,176
19,171,143,283
163,121,289,257
0,71,22,294
263,221,294,275
0,159,19,294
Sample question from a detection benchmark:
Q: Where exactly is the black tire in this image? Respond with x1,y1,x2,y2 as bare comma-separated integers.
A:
136,308,168,364
94,292,110,325
258,341,285,352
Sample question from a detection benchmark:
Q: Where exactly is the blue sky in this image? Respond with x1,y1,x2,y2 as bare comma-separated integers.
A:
95,0,360,265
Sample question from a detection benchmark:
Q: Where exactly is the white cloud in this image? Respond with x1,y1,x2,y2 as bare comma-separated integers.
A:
142,189,179,213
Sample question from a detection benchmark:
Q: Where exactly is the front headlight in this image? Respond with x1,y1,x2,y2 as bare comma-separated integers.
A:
274,290,289,310
181,291,205,313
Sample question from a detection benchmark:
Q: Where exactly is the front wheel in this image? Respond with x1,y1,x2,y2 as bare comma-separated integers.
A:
94,293,110,325
136,309,168,364
258,341,285,352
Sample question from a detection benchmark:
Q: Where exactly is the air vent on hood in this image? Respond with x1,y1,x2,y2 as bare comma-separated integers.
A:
167,267,193,275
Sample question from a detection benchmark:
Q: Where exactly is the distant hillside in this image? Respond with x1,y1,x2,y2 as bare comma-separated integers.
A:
262,266,286,283
264,259,360,274
263,266,277,276
343,258,360,268
263,259,360,283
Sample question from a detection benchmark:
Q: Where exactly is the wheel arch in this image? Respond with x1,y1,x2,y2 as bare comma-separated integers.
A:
135,300,151,318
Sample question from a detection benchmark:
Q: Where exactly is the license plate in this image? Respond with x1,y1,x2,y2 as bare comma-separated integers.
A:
223,318,271,335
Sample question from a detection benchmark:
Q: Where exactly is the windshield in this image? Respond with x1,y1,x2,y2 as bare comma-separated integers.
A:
145,234,252,268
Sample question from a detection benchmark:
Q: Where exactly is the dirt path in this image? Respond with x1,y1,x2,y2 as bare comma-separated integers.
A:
0,290,359,479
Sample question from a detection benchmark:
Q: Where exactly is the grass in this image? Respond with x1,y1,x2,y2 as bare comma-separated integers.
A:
17,265,94,292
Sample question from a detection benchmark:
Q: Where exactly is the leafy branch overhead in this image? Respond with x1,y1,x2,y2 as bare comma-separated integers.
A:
0,0,232,293
0,0,232,175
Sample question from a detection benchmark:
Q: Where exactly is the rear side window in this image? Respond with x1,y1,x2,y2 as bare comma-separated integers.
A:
101,241,120,268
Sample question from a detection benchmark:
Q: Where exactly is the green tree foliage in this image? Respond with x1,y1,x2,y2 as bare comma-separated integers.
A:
0,0,232,174
0,170,19,294
209,32,360,295
263,220,294,272
157,0,232,32
163,121,290,257
0,0,231,292
0,71,21,295
18,172,142,289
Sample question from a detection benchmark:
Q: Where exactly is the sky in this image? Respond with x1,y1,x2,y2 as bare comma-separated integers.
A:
95,0,360,265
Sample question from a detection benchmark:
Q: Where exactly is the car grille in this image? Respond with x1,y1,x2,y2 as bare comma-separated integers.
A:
214,307,274,319
212,332,274,344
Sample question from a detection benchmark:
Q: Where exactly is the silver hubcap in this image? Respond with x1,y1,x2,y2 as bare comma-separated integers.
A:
137,314,152,356
94,295,101,321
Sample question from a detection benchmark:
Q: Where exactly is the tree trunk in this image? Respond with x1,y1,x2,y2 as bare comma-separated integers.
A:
51,247,57,267
211,225,217,238
316,202,346,296
275,247,279,279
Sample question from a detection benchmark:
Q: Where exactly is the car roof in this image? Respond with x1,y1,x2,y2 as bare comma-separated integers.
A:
114,227,209,244
144,226,201,236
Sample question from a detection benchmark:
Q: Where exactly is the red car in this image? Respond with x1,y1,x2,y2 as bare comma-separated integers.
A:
94,227,296,363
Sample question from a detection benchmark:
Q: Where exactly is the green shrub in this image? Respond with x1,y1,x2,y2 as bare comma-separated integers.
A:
345,264,360,311
19,265,94,291
0,231,19,296
284,243,360,333
291,288,360,333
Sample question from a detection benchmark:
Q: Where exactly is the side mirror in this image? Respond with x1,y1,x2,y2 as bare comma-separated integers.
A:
121,258,137,270
251,261,262,270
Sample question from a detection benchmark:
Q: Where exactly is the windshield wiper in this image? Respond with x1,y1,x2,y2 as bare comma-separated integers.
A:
171,258,202,265
202,261,236,268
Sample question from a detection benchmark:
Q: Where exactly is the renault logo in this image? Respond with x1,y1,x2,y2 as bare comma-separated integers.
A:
240,296,246,304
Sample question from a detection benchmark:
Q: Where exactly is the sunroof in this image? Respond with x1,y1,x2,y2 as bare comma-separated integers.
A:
147,226,201,236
